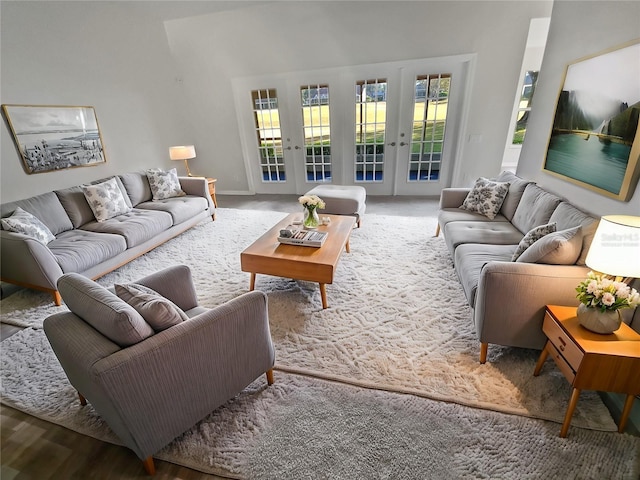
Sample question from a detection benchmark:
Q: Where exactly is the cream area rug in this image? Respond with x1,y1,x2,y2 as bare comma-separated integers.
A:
0,208,617,431
2,328,639,479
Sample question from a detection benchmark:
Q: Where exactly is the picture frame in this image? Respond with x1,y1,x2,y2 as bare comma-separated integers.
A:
543,40,640,202
2,104,107,174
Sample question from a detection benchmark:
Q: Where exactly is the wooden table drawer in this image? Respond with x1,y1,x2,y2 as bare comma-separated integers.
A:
547,342,576,384
542,312,584,371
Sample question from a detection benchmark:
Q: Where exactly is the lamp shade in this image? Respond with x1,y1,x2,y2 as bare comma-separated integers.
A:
585,215,640,278
169,145,196,161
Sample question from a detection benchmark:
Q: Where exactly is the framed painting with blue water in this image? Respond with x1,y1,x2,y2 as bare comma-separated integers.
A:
543,40,640,202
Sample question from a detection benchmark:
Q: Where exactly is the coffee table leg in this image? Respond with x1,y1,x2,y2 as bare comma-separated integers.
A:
319,283,328,309
249,273,256,291
345,239,350,253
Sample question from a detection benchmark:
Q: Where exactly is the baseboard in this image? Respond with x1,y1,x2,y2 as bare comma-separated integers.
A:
599,392,640,436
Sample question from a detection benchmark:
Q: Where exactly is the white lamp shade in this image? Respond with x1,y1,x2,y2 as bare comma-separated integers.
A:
585,215,640,278
169,145,196,161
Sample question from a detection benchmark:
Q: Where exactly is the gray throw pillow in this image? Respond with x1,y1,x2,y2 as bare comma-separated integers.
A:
511,222,557,261
82,177,131,222
1,206,56,244
115,283,188,332
459,177,510,220
57,273,154,347
146,168,186,201
516,226,583,265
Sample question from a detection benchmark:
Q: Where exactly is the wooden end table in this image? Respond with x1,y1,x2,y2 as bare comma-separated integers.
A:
534,305,640,437
206,178,218,207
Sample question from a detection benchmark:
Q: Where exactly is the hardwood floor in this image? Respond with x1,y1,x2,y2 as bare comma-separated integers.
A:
1,195,439,479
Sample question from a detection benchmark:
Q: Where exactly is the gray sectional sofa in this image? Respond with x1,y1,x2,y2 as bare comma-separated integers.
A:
1,172,215,305
437,171,600,363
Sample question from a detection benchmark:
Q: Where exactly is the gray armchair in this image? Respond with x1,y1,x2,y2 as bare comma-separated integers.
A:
43,264,275,475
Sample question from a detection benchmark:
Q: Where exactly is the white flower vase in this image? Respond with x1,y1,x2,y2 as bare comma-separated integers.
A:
303,206,320,229
577,303,622,334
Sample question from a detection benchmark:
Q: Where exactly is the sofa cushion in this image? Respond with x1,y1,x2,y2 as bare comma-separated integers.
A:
511,222,557,261
444,221,524,255
454,244,516,307
0,191,73,235
115,283,188,332
459,177,510,220
493,171,533,222
511,184,562,235
58,273,154,347
136,196,209,225
548,202,598,266
120,171,153,206
0,206,56,244
437,209,509,232
50,230,127,273
516,226,583,265
146,168,186,201
79,208,172,248
82,177,132,223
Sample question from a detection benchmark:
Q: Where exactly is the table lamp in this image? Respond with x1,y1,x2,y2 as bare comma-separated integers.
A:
585,215,640,281
169,145,197,177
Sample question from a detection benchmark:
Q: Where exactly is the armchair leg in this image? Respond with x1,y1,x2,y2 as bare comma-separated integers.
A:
435,224,440,237
52,290,62,306
78,391,87,406
266,369,274,385
142,456,155,475
479,342,488,364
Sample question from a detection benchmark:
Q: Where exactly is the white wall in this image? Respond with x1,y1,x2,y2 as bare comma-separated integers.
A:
0,1,191,202
517,1,640,215
164,0,552,193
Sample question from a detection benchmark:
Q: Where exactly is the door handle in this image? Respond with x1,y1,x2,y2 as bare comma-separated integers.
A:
387,142,396,146
400,142,408,147
286,146,301,150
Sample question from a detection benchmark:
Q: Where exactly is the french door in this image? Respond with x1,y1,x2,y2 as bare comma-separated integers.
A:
234,56,471,195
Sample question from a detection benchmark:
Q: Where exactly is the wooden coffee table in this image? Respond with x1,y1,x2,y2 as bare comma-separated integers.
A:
240,213,356,308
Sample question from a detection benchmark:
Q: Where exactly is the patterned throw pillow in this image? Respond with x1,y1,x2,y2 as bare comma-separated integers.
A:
146,168,185,201
115,283,188,332
0,206,56,244
511,222,557,261
82,177,131,222
459,177,511,220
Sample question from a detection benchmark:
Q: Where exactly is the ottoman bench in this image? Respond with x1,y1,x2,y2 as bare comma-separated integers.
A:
305,185,366,227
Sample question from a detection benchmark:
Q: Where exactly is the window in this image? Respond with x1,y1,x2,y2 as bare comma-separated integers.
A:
355,79,387,182
512,71,538,144
409,74,450,181
251,89,286,182
301,84,331,182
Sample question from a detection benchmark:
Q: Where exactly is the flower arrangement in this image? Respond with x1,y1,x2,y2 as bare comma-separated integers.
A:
576,271,640,312
298,195,326,210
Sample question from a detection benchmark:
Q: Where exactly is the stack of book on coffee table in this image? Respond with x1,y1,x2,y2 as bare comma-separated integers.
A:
277,225,327,247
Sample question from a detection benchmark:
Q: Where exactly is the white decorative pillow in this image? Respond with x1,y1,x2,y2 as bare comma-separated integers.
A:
82,177,131,222
511,222,557,261
115,283,188,332
459,177,511,220
0,207,56,244
516,226,583,265
146,168,185,201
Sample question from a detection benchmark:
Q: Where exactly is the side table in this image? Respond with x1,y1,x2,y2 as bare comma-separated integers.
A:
206,178,218,208
533,305,640,437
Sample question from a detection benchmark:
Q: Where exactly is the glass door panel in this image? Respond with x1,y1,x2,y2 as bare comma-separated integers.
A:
355,79,387,183
251,89,286,182
301,84,332,182
408,74,450,182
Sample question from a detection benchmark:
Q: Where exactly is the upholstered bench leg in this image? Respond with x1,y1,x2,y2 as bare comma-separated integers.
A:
266,369,274,385
480,342,488,364
142,457,156,475
78,391,87,406
435,224,440,237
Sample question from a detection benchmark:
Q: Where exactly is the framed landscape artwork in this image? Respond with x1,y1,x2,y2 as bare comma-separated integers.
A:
543,40,640,202
2,104,107,174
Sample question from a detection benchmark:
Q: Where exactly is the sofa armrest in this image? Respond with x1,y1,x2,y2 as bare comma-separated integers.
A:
89,290,273,460
135,264,199,311
0,230,63,291
439,188,470,209
474,261,591,350
179,176,215,213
